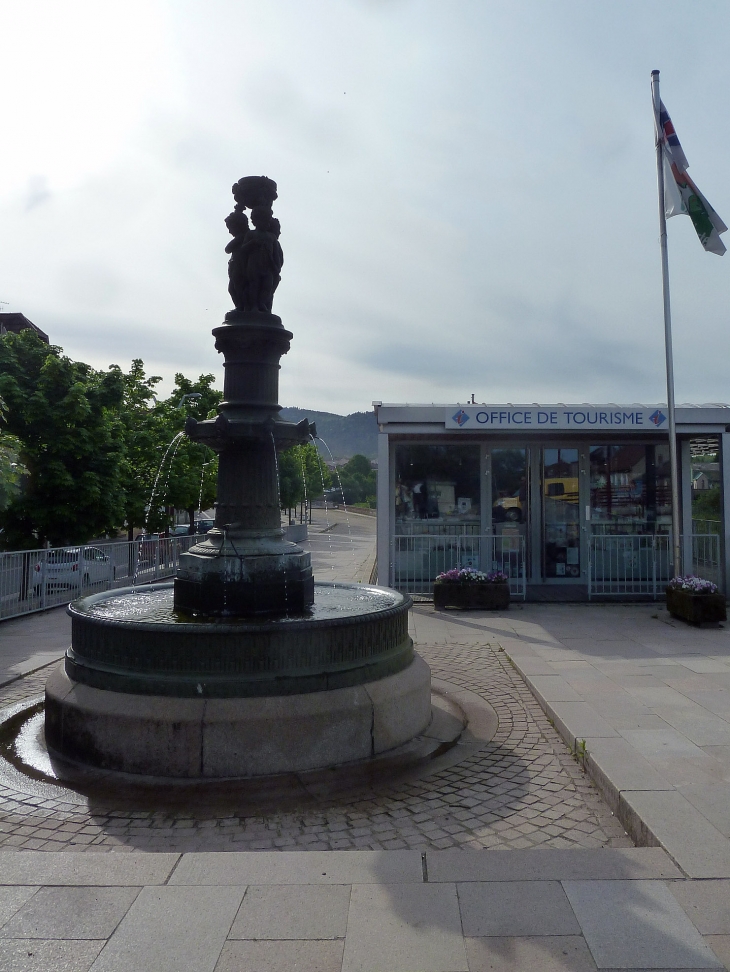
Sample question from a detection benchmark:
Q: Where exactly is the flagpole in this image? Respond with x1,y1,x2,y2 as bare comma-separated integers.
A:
651,69,682,578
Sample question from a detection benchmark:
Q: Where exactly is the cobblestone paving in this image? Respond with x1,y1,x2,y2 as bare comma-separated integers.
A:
0,641,631,853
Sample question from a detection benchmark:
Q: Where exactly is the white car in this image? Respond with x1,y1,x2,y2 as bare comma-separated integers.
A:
34,546,113,594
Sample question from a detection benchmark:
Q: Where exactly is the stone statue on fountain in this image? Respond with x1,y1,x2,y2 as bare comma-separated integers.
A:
175,175,316,616
225,176,283,315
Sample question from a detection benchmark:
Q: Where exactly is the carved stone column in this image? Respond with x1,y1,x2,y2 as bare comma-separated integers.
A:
174,310,315,616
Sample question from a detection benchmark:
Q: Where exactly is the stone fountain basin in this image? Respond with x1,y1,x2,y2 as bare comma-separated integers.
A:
45,581,432,778
63,582,414,698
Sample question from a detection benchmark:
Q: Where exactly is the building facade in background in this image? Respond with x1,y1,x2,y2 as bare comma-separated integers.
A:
374,403,730,600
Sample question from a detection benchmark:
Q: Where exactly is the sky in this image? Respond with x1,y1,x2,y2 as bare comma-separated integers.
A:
1,0,729,414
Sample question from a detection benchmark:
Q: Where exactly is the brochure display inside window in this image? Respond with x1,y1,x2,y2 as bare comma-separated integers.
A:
590,444,671,534
394,445,481,535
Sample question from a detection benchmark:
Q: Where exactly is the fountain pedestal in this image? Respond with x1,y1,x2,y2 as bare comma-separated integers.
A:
175,311,315,616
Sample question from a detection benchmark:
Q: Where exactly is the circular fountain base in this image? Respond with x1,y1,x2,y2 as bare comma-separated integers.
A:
45,581,432,778
45,656,431,778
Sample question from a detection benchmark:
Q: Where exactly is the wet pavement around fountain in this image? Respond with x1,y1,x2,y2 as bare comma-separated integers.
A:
2,511,730,968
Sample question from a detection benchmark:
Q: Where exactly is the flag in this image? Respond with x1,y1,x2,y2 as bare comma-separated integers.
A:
656,101,727,255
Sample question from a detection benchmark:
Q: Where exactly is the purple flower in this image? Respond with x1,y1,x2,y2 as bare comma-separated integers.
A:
667,575,718,594
434,568,509,584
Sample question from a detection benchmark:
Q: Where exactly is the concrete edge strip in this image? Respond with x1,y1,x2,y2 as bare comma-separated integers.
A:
0,654,66,691
496,642,684,872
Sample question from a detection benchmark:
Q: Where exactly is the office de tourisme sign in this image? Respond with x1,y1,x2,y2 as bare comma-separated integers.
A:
445,406,668,431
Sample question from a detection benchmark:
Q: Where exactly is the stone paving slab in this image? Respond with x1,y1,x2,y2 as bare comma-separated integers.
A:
580,736,675,798
89,885,244,972
0,851,179,885
341,882,467,972
464,936,598,972
668,881,730,935
680,782,730,837
0,886,141,940
707,939,730,972
457,880,580,937
0,938,105,972
215,939,345,972
562,880,722,969
0,854,727,971
170,850,423,885
620,791,730,879
426,847,682,883
0,887,38,927
228,884,351,939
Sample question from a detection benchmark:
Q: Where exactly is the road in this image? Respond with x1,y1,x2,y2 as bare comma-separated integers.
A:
297,506,376,585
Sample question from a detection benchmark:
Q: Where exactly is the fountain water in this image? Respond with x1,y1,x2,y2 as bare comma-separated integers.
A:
145,430,186,530
315,434,359,569
44,176,431,779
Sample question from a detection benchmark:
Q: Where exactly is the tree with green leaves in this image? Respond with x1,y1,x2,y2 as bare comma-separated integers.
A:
277,442,331,520
336,453,376,507
0,396,26,513
115,362,220,537
0,330,126,548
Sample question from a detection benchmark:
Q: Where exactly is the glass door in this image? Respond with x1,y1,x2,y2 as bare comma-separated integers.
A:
542,448,581,579
491,448,529,581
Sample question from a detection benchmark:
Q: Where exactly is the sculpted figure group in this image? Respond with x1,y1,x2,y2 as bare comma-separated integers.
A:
226,175,283,314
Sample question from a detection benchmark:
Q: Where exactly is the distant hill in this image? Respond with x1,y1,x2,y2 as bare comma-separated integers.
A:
279,408,378,460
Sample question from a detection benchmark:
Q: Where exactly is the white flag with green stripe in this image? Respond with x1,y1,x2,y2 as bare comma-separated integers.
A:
656,101,727,255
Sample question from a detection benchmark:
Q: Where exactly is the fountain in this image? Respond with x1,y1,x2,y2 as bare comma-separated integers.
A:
44,176,432,778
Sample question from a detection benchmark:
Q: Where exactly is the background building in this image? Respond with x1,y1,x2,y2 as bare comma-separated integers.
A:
375,403,730,600
0,314,49,344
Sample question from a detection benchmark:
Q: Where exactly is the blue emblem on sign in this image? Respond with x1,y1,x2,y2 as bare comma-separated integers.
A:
649,410,667,427
452,409,470,427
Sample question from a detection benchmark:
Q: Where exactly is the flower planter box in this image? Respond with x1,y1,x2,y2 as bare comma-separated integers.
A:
666,587,726,625
433,582,510,611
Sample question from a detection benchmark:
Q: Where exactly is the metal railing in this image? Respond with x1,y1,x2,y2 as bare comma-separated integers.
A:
692,518,722,536
0,536,197,621
588,533,722,599
392,534,526,598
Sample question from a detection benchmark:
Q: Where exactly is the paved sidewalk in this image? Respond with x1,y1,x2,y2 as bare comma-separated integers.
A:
3,565,730,966
0,606,70,689
0,848,727,971
482,603,730,880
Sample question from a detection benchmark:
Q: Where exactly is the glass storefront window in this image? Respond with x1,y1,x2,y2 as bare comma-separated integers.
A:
394,444,480,534
492,449,527,525
543,448,580,578
393,444,482,593
590,444,671,534
491,448,529,582
690,436,720,535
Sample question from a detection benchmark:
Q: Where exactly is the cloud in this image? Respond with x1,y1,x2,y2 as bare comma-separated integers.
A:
1,0,729,414
24,176,51,211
